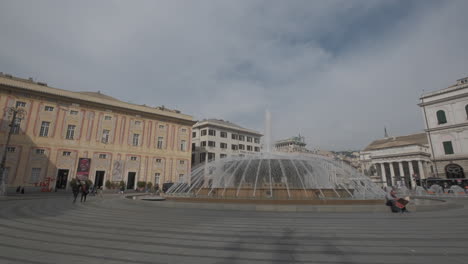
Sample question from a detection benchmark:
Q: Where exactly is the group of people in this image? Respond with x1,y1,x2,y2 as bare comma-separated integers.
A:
385,189,410,213
72,181,103,203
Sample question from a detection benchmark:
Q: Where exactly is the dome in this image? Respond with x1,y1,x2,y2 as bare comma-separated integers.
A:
166,153,385,200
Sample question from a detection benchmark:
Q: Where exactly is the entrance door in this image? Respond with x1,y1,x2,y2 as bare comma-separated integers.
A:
56,169,69,189
127,172,136,189
95,171,105,188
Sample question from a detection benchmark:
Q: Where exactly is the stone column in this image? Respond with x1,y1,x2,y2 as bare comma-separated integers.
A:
418,160,425,179
380,163,387,187
408,161,416,189
389,162,396,186
398,162,405,187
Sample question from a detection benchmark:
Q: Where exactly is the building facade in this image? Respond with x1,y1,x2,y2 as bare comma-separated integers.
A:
191,119,262,167
274,135,308,153
0,73,195,191
419,76,468,179
360,133,433,188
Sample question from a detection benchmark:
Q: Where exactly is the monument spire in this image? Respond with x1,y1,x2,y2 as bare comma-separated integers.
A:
384,126,389,138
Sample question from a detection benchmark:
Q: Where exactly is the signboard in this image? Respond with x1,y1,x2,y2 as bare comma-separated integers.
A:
112,160,123,181
76,158,91,180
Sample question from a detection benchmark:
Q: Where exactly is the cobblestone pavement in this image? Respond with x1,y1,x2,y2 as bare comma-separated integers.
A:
0,194,467,264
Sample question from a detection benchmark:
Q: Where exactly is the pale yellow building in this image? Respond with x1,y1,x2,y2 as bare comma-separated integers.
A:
0,73,195,191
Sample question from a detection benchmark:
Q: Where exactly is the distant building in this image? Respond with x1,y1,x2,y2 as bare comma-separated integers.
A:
0,73,195,191
191,119,262,166
360,133,432,188
274,135,309,153
419,76,468,179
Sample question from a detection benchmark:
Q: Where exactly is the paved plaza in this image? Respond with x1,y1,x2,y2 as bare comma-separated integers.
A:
0,194,467,264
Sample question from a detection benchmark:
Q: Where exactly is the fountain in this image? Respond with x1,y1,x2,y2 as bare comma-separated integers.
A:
165,110,385,202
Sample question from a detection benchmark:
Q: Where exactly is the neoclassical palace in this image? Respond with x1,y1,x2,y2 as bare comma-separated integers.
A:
419,76,468,179
0,73,195,190
360,133,433,189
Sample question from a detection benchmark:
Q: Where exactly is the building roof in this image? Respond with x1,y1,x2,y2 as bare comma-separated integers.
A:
0,73,194,124
275,135,306,146
363,133,428,151
420,76,468,100
194,119,262,136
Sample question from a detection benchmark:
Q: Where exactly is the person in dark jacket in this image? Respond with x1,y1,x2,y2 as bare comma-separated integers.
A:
72,183,80,203
80,182,89,203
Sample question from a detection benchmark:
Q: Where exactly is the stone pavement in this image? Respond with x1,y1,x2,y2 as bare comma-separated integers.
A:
0,194,467,264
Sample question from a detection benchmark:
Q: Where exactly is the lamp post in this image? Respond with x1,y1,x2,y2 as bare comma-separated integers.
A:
0,107,26,196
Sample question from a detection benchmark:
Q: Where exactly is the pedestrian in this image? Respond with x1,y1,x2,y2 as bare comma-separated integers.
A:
97,186,104,198
119,185,125,194
20,187,25,194
16,186,21,193
80,182,89,202
385,189,400,213
72,183,80,203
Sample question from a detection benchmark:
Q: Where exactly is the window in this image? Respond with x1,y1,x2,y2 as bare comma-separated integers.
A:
99,154,107,159
179,174,185,183
208,153,215,161
180,140,187,151
11,118,20,134
31,168,41,182
220,143,227,149
157,137,164,149
436,110,447,124
156,159,162,163
135,121,141,125
44,106,54,111
104,116,112,121
130,156,137,161
254,138,260,144
154,173,160,185
39,121,50,137
102,129,110,143
16,101,26,108
201,141,207,147
35,149,45,155
181,128,187,133
63,151,71,156
70,110,79,115
6,147,15,153
255,146,260,152
208,141,216,147
159,124,165,129
443,141,454,155
208,129,216,136
220,154,227,159
179,160,185,165
132,134,140,146
247,145,252,151
192,131,196,138
192,143,196,150
232,134,238,140
238,135,245,141
466,105,468,119
247,137,252,142
220,131,227,138
200,153,206,162
201,129,207,136
239,144,245,150
231,144,238,150
66,125,76,139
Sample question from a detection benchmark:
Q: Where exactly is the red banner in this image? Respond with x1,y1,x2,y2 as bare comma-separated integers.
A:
76,158,91,180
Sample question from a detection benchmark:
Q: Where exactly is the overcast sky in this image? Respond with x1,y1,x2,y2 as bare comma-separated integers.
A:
1,0,467,151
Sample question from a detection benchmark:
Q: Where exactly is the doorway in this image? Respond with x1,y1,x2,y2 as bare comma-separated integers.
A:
127,172,136,189
56,169,69,189
95,171,105,188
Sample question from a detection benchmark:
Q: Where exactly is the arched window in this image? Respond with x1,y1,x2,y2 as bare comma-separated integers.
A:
436,110,447,124
465,105,468,119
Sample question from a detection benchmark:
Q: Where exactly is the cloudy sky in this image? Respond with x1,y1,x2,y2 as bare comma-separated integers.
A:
1,0,467,150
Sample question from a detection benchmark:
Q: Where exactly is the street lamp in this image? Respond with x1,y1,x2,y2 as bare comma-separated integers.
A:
0,107,26,196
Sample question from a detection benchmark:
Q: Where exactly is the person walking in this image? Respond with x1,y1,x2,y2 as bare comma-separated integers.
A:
72,183,80,203
80,182,89,203
97,186,104,198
